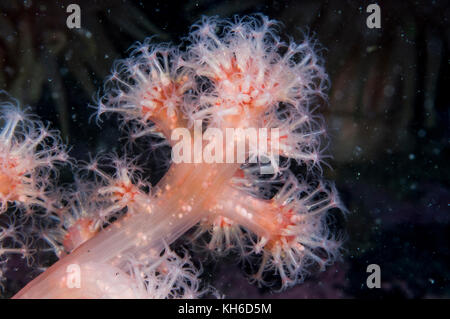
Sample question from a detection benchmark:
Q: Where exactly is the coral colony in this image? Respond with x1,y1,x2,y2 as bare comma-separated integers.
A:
0,15,345,298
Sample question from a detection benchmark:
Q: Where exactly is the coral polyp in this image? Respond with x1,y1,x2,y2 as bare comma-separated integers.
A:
97,44,191,140
1,15,345,299
183,15,328,127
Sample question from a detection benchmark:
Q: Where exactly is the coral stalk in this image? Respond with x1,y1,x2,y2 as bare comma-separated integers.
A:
14,160,239,297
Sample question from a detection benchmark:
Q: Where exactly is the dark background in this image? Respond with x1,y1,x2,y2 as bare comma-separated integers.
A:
0,0,448,298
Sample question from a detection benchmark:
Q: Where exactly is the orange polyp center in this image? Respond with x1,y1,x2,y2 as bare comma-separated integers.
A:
0,158,23,200
0,173,17,198
140,76,188,138
114,181,139,203
214,215,234,228
214,57,243,83
63,218,98,252
212,57,275,126
141,77,186,115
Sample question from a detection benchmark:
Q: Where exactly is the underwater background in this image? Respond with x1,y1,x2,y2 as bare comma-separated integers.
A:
0,0,448,298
